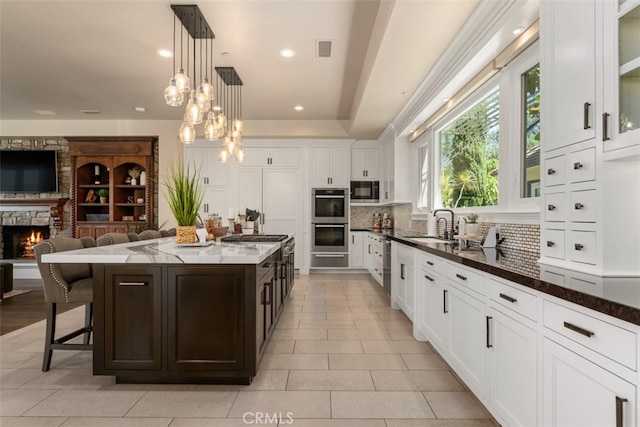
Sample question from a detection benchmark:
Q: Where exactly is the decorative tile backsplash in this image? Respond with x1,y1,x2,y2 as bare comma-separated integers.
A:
351,203,540,257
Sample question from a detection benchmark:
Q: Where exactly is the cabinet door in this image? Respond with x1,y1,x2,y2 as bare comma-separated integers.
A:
351,148,367,179
201,187,228,219
365,148,380,179
243,148,270,167
418,268,448,352
489,306,538,427
311,148,332,186
542,0,598,150
102,266,162,370
271,147,300,167
239,168,263,215
330,147,350,187
543,338,636,427
391,255,406,312
184,146,227,185
350,232,364,268
404,258,416,322
167,266,246,371
447,285,488,398
262,169,299,235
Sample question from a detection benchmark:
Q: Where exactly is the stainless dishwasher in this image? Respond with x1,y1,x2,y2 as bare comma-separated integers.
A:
383,239,391,296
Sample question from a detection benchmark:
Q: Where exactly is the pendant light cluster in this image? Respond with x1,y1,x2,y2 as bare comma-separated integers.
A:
163,5,244,162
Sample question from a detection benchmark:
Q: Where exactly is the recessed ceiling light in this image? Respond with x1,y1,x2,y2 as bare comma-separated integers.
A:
280,49,296,58
34,110,57,116
513,27,525,35
134,107,146,113
294,105,304,111
442,97,451,102
157,49,173,58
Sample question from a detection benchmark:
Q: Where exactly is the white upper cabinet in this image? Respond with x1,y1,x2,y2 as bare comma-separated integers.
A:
183,144,228,186
311,147,350,188
351,147,380,180
242,147,300,167
542,0,600,152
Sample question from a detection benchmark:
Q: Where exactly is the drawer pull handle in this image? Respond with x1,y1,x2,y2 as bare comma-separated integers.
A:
400,263,405,280
583,102,591,129
443,289,448,313
603,112,611,142
426,261,434,266
486,316,493,348
547,168,556,175
563,321,594,337
119,282,146,286
546,241,555,247
616,396,627,427
574,203,584,210
499,293,517,303
573,162,583,170
456,273,467,281
574,243,584,251
424,274,435,282
547,204,556,211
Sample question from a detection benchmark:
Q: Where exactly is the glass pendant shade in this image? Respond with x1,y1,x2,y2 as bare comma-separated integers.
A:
200,78,214,102
196,86,211,113
236,146,245,162
215,112,227,128
186,90,203,125
174,67,190,93
203,112,215,140
164,78,183,107
218,147,229,162
225,136,236,154
179,120,196,144
233,119,243,133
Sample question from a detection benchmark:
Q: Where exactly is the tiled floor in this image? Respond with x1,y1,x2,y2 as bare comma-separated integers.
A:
0,273,498,426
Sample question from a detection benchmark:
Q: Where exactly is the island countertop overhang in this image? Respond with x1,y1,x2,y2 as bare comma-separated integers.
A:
41,237,282,265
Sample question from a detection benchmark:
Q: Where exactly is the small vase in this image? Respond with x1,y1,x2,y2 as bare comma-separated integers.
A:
99,197,108,204
140,171,146,186
176,225,197,243
131,177,137,186
466,223,481,236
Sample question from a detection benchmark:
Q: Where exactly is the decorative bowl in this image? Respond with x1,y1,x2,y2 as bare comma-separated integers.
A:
242,228,254,235
211,226,229,238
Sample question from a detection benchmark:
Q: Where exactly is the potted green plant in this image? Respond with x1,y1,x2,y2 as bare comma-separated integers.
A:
466,213,480,236
163,161,204,243
97,188,108,204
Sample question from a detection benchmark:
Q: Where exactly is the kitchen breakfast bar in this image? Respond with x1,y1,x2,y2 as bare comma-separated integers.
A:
41,237,292,384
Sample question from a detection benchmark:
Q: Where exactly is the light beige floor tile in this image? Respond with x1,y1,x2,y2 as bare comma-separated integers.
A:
57,418,173,426
298,319,356,330
376,311,411,321
24,390,144,417
423,391,489,419
0,416,67,426
228,391,331,418
386,329,417,340
101,382,197,392
0,368,42,389
280,312,327,321
277,319,301,329
286,370,374,390
328,329,389,341
197,370,289,391
168,419,256,427
329,354,407,370
286,419,386,426
0,351,42,369
271,329,327,341
17,368,113,390
294,340,363,354
302,305,351,313
0,390,56,416
385,420,496,427
265,340,295,353
361,341,433,354
331,391,435,419
126,390,237,417
355,319,412,330
402,353,449,370
371,370,464,391
326,312,379,320
259,353,328,370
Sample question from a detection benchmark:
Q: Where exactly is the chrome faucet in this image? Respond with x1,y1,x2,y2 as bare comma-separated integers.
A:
434,209,455,241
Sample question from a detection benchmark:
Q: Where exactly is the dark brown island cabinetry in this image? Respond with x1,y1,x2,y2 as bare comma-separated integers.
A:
93,253,281,384
67,137,156,239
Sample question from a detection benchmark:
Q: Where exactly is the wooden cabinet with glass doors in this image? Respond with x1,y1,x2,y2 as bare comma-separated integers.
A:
68,137,156,239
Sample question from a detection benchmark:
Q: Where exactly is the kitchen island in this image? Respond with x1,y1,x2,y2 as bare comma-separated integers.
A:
42,237,290,384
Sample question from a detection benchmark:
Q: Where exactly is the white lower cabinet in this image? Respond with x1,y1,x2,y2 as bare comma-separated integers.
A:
349,232,364,268
417,262,448,352
391,242,415,321
488,305,538,427
543,337,636,427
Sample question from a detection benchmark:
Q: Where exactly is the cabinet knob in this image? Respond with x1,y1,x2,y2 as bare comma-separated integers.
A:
547,204,556,211
573,162,583,170
546,241,555,247
547,168,556,175
574,203,584,210
574,243,584,251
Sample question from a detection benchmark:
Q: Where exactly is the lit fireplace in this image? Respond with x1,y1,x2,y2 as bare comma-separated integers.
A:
1,225,50,259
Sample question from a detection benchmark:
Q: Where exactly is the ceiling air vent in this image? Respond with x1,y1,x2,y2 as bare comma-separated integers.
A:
316,40,333,58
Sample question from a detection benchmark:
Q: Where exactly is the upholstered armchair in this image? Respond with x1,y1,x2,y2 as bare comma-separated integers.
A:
96,232,130,246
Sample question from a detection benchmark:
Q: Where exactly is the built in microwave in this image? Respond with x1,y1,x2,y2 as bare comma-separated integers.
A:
350,181,379,203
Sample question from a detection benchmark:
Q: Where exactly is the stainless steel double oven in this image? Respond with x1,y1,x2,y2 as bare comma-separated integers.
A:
311,188,349,268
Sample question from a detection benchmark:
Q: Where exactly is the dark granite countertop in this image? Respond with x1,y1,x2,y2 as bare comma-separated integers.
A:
354,228,640,326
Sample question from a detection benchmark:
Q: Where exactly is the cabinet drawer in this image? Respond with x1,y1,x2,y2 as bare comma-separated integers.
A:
540,269,565,286
421,252,447,277
489,277,538,322
445,261,485,296
544,155,565,187
568,230,597,265
569,189,596,222
541,229,565,259
544,192,567,222
395,241,414,259
569,147,596,183
543,300,637,370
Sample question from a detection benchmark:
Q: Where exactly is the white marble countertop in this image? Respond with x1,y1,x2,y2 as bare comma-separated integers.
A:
41,237,281,265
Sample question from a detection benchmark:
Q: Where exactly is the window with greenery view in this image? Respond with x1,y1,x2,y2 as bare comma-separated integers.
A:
522,64,540,198
417,143,429,210
439,90,499,208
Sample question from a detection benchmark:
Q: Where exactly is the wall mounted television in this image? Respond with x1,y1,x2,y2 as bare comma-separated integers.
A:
0,150,59,193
